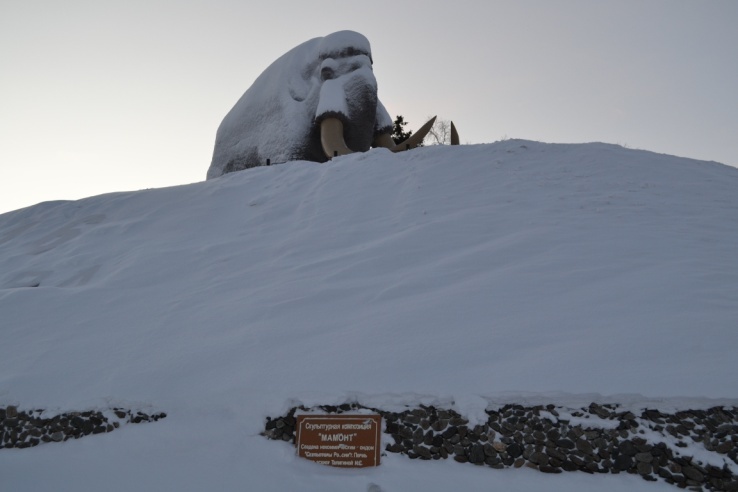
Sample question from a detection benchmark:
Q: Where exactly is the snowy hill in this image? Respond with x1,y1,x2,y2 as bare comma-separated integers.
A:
1,141,737,491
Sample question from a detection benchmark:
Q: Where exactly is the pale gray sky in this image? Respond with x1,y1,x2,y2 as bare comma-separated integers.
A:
1,0,737,214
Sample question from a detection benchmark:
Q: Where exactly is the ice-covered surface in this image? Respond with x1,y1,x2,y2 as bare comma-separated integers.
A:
2,140,737,491
207,30,391,179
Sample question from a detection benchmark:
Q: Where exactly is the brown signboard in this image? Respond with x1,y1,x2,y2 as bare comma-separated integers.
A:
296,414,382,467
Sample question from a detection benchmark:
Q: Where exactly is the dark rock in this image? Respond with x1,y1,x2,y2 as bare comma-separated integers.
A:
584,430,600,440
431,420,446,432
413,445,432,460
546,429,561,441
399,427,413,439
590,403,611,419
484,455,500,467
546,446,567,462
442,426,458,439
635,452,653,463
682,466,704,483
529,451,549,466
483,443,498,457
614,454,633,471
657,467,674,480
717,441,734,454
576,439,593,455
556,438,575,449
468,444,485,464
636,462,652,476
492,441,506,453
618,440,638,456
506,443,522,458
385,443,404,454
549,457,563,468
423,431,434,446
501,455,515,466
724,480,738,491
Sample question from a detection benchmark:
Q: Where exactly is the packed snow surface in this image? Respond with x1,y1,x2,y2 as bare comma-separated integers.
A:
1,140,737,491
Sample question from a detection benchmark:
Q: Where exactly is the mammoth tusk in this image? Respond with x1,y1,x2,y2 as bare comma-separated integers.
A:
321,117,355,159
450,121,459,146
398,116,436,150
373,132,396,150
373,116,438,152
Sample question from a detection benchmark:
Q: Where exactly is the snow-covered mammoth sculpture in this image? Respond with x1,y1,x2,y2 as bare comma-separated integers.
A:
207,30,457,179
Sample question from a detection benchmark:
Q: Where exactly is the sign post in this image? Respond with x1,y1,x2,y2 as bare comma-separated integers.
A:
295,414,382,467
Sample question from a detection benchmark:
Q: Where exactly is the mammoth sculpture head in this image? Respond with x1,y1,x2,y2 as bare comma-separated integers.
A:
207,30,453,180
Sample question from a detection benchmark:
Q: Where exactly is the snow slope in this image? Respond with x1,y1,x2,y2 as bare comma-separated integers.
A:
1,141,737,491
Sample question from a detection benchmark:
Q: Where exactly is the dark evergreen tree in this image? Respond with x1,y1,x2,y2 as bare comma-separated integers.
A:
391,115,414,145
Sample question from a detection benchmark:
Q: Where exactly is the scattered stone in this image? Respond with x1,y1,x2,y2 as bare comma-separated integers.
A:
468,444,485,464
257,402,738,491
682,466,704,483
529,451,549,466
637,461,652,476
1,406,166,450
492,441,507,452
576,439,593,455
635,452,654,463
717,441,734,454
413,445,432,460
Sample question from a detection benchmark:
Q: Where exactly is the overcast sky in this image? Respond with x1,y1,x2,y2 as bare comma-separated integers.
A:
1,0,737,215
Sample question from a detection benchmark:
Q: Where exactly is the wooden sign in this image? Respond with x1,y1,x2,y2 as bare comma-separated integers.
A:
296,414,382,467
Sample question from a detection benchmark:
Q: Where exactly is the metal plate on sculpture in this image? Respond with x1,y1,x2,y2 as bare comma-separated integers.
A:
296,414,381,467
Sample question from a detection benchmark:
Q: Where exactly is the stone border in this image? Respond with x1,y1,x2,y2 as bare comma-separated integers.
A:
264,403,738,491
0,405,166,449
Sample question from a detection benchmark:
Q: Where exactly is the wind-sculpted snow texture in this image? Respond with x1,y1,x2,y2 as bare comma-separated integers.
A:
1,141,738,491
207,31,392,179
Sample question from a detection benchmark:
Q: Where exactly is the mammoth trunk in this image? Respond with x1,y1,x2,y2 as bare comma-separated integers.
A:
341,76,378,153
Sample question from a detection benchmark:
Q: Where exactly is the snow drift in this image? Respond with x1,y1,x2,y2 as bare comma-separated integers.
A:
1,140,737,491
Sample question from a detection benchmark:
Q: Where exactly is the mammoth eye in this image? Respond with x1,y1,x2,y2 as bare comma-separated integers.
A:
321,67,335,81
